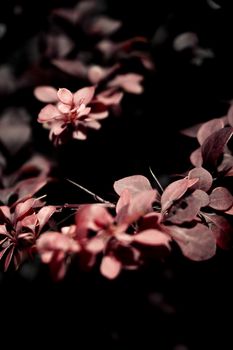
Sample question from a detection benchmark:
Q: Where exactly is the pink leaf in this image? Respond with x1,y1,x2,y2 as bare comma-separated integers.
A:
52,59,87,78
100,255,122,279
108,73,143,94
225,205,233,215
181,122,203,138
37,231,80,255
57,88,73,105
75,204,114,238
209,187,233,211
188,167,212,191
116,189,131,213
73,86,95,106
161,177,198,212
133,229,171,247
117,190,157,225
86,237,106,253
87,16,122,36
34,86,58,103
114,175,153,196
190,148,203,167
168,223,216,261
38,104,60,122
96,89,123,106
197,118,224,145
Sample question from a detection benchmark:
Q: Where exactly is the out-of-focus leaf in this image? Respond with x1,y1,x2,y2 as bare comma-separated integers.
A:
168,223,216,261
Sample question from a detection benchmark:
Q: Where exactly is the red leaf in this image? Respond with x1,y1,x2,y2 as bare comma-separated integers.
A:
114,175,153,196
14,198,36,222
15,177,48,205
21,213,38,232
0,206,11,222
161,178,198,212
100,255,122,279
202,127,233,169
4,246,14,271
197,118,224,145
168,223,216,261
188,167,213,191
209,187,233,211
37,206,57,233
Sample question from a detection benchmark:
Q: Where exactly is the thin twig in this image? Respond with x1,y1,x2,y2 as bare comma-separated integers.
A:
55,211,78,226
66,179,115,207
149,167,164,194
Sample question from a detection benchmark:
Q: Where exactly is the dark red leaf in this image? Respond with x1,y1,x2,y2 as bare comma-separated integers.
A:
202,127,233,169
4,246,14,271
37,206,57,233
204,214,233,249
227,104,233,127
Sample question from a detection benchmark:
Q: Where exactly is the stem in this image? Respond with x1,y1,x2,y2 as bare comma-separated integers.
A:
66,179,115,207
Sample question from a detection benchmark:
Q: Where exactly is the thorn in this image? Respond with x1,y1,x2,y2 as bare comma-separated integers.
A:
66,179,115,207
149,167,164,194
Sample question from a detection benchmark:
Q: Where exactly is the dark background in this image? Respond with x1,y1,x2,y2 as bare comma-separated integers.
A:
1,1,233,349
